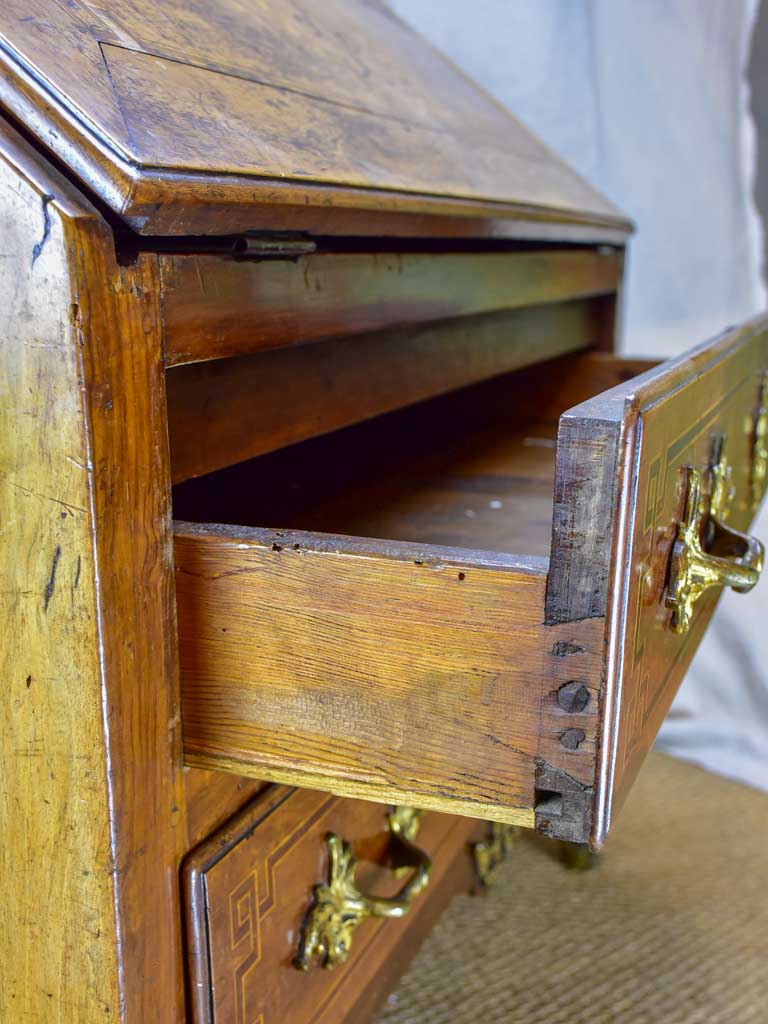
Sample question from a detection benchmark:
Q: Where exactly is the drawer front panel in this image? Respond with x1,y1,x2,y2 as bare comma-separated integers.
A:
548,319,768,843
184,786,483,1024
604,328,768,836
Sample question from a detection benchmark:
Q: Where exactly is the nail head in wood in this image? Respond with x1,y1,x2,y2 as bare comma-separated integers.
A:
556,681,591,713
560,728,587,750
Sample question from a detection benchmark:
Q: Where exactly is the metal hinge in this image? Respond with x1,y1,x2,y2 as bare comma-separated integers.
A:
232,232,317,259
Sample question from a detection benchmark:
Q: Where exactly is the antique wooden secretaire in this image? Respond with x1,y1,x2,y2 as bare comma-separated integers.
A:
1,2,765,1021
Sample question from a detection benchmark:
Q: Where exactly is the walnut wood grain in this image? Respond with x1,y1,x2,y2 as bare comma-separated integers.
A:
183,785,487,1024
534,319,768,842
74,202,189,1024
167,298,607,484
0,1,632,237
0,119,186,1019
0,114,119,1021
171,355,653,844
161,248,621,366
140,205,633,243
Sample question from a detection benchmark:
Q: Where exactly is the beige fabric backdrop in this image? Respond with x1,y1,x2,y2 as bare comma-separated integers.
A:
389,0,768,790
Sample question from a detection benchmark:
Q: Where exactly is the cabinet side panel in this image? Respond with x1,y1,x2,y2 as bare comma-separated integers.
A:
0,121,187,1020
72,235,187,1016
0,132,120,1018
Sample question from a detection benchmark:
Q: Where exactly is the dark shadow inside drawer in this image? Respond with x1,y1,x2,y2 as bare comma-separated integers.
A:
173,350,644,558
166,296,617,486
175,366,551,557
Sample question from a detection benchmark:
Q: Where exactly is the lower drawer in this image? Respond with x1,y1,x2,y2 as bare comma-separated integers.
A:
174,316,768,846
183,786,485,1024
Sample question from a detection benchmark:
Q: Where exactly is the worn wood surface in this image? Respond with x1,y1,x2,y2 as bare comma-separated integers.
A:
171,355,651,842
0,120,186,1018
256,426,556,558
0,1,631,237
161,248,621,366
184,786,486,1024
167,299,605,484
0,111,120,1022
184,768,268,850
536,320,768,843
545,417,624,625
73,196,189,1024
176,521,549,824
144,205,632,243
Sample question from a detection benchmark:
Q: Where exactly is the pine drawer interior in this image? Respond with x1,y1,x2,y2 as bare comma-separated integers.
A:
172,350,648,561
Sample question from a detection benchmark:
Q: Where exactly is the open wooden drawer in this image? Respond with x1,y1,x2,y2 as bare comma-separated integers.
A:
173,317,768,847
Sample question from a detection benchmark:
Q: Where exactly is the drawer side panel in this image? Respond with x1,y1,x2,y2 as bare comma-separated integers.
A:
176,527,545,823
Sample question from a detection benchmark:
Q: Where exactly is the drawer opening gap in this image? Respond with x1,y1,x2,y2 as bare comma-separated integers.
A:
172,350,651,561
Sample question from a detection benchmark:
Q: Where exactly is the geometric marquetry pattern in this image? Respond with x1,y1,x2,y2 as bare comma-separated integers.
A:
613,364,766,796
184,785,473,1024
222,795,335,1024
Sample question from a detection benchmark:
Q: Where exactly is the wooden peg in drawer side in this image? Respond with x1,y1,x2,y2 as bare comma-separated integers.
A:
174,320,768,849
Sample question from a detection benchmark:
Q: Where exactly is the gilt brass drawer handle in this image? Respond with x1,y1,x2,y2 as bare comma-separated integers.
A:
294,806,431,971
665,440,764,634
750,393,767,511
472,822,522,887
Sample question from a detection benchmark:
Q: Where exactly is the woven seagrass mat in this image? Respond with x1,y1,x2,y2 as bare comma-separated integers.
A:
374,752,768,1024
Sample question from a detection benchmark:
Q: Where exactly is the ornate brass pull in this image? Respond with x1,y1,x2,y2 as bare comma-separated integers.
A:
665,439,764,634
750,392,767,511
294,806,431,970
472,822,521,887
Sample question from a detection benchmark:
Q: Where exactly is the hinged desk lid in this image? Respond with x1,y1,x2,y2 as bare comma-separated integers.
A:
0,1,630,238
